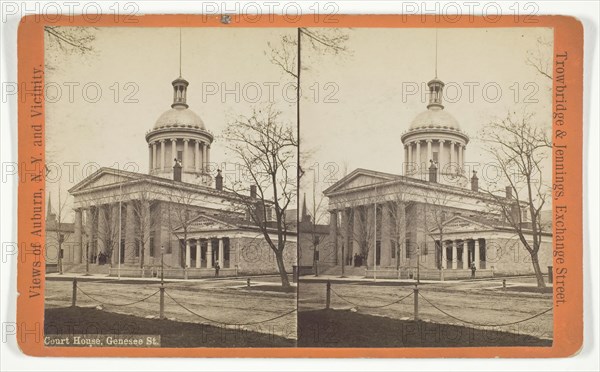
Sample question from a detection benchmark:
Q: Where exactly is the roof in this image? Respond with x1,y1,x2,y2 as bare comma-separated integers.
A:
153,106,206,130
409,106,461,131
180,210,297,235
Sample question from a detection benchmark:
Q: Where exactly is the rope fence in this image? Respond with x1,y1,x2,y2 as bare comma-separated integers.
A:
330,287,413,309
323,280,553,328
69,278,295,326
76,285,160,307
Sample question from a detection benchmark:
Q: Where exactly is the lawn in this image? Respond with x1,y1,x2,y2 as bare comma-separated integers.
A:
45,307,295,348
297,309,552,347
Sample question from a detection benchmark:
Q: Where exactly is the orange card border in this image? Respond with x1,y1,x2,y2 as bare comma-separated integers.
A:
17,14,583,358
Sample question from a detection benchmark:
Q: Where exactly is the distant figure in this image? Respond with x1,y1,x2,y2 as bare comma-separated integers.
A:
215,261,220,277
470,261,477,278
353,253,359,267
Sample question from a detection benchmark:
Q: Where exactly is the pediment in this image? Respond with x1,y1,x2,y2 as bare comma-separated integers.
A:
69,168,142,193
430,215,495,234
183,214,240,233
323,169,398,195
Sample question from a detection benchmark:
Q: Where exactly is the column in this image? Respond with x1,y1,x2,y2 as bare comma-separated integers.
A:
171,138,177,165
407,143,413,175
403,145,408,175
441,241,447,269
152,142,157,171
218,238,224,267
74,208,83,263
125,202,136,264
207,240,213,268
183,139,189,170
352,208,361,258
148,144,153,173
202,143,207,172
396,202,406,268
142,201,151,264
367,204,375,267
450,141,456,174
195,239,201,268
438,140,445,174
381,203,391,267
415,141,421,176
474,239,480,269
458,145,464,173
206,145,211,171
185,239,191,268
426,140,433,164
461,240,467,269
111,204,119,265
194,140,200,172
329,211,338,265
340,209,349,265
97,205,106,255
451,240,457,269
159,140,165,172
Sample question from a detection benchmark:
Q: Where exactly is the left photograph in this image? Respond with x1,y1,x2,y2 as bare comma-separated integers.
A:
43,27,298,347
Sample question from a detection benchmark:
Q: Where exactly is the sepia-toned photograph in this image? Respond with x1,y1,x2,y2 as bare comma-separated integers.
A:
297,27,555,347
43,26,298,348
34,21,565,352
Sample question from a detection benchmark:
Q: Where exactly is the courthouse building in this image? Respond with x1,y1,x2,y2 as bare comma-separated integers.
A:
60,74,296,278
315,77,552,279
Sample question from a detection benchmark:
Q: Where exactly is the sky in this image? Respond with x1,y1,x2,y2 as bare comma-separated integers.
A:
45,27,296,220
298,27,553,221
45,26,553,222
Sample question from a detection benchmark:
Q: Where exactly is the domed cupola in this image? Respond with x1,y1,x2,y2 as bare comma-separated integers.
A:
145,75,214,186
400,75,469,186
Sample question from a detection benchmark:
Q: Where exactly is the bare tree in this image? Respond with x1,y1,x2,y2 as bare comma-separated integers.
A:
222,105,297,288
480,111,551,288
50,188,73,274
383,194,413,272
267,28,350,80
526,36,553,82
96,199,121,267
44,27,97,70
131,183,162,269
165,184,205,268
423,186,456,272
78,198,99,275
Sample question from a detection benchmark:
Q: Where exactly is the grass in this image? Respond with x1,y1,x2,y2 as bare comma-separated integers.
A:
45,307,295,348
502,286,554,294
243,285,296,293
297,309,552,348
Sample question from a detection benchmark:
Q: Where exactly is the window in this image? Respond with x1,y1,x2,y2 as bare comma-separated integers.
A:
177,150,183,162
422,242,428,255
432,151,439,162
391,241,396,258
405,239,411,258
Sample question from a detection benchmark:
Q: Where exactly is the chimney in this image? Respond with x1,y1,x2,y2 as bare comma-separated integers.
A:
428,160,438,183
250,185,257,198
505,186,512,199
215,169,223,191
471,170,479,192
173,158,182,182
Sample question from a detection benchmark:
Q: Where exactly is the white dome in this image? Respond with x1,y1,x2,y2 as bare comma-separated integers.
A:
409,106,460,131
154,106,205,130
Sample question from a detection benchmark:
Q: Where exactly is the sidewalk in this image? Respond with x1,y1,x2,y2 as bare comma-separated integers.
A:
46,272,285,284
299,274,461,285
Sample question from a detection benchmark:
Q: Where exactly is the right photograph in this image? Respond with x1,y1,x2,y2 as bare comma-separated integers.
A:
297,27,554,348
